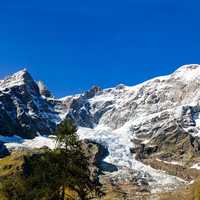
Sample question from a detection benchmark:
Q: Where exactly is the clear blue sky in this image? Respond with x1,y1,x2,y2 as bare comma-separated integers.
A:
0,0,199,97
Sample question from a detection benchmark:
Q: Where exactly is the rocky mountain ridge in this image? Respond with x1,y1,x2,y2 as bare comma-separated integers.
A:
2,65,200,140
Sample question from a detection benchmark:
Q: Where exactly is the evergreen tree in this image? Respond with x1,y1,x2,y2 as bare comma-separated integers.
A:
55,118,95,199
55,118,79,151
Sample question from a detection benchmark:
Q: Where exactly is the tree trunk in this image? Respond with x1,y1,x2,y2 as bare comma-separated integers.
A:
60,185,65,200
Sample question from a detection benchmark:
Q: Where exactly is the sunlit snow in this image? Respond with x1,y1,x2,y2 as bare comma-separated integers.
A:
0,135,56,150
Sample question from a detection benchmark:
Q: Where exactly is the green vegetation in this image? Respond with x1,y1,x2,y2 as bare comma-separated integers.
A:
0,151,24,177
0,119,100,200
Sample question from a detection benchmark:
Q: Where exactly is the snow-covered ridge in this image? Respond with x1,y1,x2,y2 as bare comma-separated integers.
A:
172,64,200,81
1,64,200,137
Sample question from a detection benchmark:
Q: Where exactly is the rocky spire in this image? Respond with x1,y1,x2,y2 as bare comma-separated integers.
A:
37,81,52,98
84,85,102,99
0,69,36,90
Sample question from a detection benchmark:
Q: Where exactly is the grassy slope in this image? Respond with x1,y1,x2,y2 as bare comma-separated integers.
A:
0,151,25,177
0,143,99,200
157,180,200,200
0,151,81,200
0,151,26,200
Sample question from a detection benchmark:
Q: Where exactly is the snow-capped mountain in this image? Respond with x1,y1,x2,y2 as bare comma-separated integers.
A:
59,65,200,134
0,69,64,138
1,64,200,192
2,64,200,144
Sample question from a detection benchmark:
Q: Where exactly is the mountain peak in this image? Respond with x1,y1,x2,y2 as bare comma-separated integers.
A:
15,68,27,74
11,68,32,81
175,64,200,72
0,68,35,90
172,64,200,81
84,85,102,99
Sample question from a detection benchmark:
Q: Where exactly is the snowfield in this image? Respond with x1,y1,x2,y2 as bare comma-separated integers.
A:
0,135,56,150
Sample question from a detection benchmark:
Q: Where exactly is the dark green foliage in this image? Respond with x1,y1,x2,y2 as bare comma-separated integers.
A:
23,151,64,200
1,151,63,200
55,118,79,150
54,118,98,199
1,119,100,200
1,176,27,200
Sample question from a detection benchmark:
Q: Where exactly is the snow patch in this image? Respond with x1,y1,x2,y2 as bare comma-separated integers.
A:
0,135,56,150
156,159,184,166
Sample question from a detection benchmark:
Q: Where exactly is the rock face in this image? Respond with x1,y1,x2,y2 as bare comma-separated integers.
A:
37,81,53,98
0,69,64,138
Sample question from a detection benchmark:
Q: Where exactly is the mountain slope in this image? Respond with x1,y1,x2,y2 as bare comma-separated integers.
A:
1,65,200,194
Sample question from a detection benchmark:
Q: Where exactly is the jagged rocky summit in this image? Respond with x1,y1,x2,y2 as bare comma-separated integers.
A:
0,69,63,138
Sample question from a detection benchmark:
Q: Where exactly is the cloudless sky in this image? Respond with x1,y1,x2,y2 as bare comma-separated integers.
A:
0,0,199,97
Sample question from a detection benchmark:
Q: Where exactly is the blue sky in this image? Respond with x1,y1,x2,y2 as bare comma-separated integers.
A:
0,0,199,97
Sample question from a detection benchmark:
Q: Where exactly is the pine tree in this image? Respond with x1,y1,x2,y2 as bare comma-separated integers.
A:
55,118,79,151
55,118,95,199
